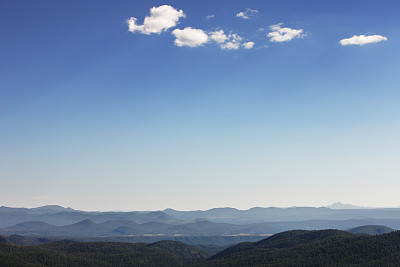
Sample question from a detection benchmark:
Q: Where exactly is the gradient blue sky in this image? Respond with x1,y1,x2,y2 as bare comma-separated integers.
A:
1,0,399,211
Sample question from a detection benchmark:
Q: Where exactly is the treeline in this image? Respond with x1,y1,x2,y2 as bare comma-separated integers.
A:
207,229,400,266
3,230,400,266
0,239,208,267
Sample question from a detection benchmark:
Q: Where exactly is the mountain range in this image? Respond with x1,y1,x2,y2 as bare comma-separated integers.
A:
2,204,400,242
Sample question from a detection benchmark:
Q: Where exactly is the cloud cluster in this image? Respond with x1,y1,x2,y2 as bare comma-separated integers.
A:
127,5,254,50
221,34,243,50
172,27,209,47
127,5,185,34
236,8,259,19
210,30,255,50
267,23,304,42
127,5,388,50
340,35,387,46
210,29,229,43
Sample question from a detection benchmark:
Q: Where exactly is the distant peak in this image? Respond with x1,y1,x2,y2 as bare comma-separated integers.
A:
327,202,366,209
74,219,96,226
31,205,74,211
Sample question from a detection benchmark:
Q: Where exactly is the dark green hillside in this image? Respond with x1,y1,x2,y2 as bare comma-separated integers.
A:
7,234,50,246
347,225,394,235
208,230,400,266
4,230,400,266
148,240,208,264
0,235,9,244
0,238,208,267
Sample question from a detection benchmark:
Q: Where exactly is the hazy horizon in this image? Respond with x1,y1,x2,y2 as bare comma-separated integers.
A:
1,0,399,211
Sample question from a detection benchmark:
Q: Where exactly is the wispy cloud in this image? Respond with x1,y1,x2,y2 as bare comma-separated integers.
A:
127,5,185,35
206,14,215,20
267,23,304,42
209,30,254,50
243,42,255,49
340,35,388,46
172,27,209,47
236,8,259,19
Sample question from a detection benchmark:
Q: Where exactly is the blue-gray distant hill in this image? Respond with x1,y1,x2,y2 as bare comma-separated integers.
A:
2,205,400,243
163,206,400,224
347,225,395,235
0,206,180,227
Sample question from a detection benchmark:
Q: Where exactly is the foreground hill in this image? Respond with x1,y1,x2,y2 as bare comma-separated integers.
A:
0,238,208,267
3,230,400,266
208,229,400,266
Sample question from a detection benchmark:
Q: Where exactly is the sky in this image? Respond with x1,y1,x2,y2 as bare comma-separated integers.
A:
1,0,399,211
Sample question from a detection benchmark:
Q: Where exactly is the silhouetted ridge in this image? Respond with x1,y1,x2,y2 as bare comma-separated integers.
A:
208,230,400,266
0,235,8,244
254,229,351,247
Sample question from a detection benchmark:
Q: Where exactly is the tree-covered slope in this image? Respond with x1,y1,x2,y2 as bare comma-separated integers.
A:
208,230,400,266
4,230,400,266
0,238,208,267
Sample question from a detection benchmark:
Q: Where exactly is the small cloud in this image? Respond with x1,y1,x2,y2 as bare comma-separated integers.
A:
206,14,215,20
220,33,243,50
243,41,255,49
257,27,267,32
267,23,304,42
221,42,240,50
210,29,228,43
256,44,269,49
127,5,185,35
172,27,209,47
236,8,259,19
340,34,388,46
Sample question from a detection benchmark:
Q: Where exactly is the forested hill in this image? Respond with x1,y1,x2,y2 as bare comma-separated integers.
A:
3,230,400,266
208,230,400,266
0,238,208,267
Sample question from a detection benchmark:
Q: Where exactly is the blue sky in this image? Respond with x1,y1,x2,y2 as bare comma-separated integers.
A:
1,0,399,211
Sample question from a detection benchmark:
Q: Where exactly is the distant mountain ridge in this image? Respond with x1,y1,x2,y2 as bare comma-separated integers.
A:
0,206,180,228
2,218,400,238
327,202,369,209
2,205,400,239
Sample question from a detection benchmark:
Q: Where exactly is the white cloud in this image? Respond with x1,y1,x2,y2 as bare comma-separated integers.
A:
172,27,209,47
236,8,259,19
340,35,388,46
220,33,243,50
210,30,228,43
127,5,185,35
268,23,304,42
243,41,255,49
221,42,240,50
206,14,215,20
